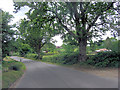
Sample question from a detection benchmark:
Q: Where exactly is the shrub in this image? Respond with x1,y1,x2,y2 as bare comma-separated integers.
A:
42,52,79,65
12,52,19,56
87,51,120,67
25,52,44,60
2,60,25,72
43,51,119,68
25,53,38,59
9,64,22,71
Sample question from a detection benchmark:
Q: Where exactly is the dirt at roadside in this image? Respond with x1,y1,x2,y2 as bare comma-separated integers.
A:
75,68,118,78
66,65,118,79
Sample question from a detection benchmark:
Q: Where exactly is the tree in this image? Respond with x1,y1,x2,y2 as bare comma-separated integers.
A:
14,2,116,62
104,37,118,52
104,37,112,50
19,43,32,57
48,2,115,61
89,40,96,52
42,43,56,53
1,10,15,58
18,4,55,59
62,44,76,53
111,40,119,52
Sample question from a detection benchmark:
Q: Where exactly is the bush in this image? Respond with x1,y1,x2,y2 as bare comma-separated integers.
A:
9,64,22,71
87,51,120,68
43,52,56,55
2,60,25,72
42,52,79,65
25,53,38,59
12,52,19,56
43,51,119,68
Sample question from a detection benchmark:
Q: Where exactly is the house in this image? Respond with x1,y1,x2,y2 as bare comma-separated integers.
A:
95,48,111,53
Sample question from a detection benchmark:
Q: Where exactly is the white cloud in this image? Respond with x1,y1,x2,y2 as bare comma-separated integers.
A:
0,0,29,25
0,0,14,14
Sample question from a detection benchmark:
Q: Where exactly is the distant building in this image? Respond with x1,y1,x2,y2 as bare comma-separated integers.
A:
95,48,111,53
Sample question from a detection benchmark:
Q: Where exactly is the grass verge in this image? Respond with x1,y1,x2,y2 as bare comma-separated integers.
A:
2,57,26,88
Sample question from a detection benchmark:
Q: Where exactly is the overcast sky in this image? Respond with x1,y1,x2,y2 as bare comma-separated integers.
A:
0,0,63,46
0,0,113,46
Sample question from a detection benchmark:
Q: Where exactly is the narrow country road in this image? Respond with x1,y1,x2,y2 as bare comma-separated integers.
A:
11,56,118,88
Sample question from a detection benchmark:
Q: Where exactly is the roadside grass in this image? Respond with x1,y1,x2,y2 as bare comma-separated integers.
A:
2,57,26,88
2,70,24,88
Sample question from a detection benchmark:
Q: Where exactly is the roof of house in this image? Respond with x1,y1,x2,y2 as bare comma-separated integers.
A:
95,48,111,52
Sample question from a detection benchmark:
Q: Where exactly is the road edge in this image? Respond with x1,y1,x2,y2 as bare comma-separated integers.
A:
8,57,27,89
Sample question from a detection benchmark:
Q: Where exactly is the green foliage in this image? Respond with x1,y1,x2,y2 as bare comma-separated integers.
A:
89,40,104,52
62,44,76,53
17,3,56,59
1,10,16,58
19,44,32,57
2,60,25,71
87,51,120,68
43,51,119,68
14,2,116,62
42,52,79,65
9,63,23,71
2,60,26,88
89,40,96,51
25,53,38,59
111,40,118,52
103,37,118,52
104,37,112,50
88,37,119,54
3,70,23,88
12,52,19,56
42,43,56,52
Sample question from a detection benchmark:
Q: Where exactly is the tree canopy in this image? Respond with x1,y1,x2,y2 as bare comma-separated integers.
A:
18,3,56,59
1,10,16,58
14,2,117,61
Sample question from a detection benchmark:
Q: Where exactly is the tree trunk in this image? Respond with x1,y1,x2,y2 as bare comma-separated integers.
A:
38,51,41,60
37,47,42,60
78,39,87,62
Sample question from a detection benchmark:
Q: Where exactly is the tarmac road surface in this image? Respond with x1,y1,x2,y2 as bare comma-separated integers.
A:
10,56,118,88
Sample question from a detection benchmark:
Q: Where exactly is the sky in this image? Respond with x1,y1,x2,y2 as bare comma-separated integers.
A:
0,0,63,46
0,0,114,46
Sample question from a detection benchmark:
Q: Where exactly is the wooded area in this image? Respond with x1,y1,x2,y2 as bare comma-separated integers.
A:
1,2,120,67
